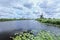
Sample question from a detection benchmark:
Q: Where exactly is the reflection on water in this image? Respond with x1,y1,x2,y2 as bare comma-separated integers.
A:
0,20,60,40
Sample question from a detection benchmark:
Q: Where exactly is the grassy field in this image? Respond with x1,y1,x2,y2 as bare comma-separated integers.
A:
36,18,60,25
11,30,60,40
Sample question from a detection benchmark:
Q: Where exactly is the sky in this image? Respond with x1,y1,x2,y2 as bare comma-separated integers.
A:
0,0,60,18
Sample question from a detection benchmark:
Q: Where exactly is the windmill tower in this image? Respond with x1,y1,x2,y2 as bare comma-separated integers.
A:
40,13,44,18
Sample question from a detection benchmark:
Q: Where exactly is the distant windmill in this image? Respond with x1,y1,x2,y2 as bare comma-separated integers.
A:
40,13,44,18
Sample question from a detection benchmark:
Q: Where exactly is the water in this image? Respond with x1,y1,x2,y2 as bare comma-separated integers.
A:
0,20,60,40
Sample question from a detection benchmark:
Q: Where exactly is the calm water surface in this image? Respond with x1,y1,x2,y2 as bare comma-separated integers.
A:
0,20,60,40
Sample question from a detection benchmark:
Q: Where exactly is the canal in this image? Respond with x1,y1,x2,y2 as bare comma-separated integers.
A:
0,20,60,40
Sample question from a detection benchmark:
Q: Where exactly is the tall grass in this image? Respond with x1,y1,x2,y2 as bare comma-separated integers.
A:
37,18,60,25
11,30,60,40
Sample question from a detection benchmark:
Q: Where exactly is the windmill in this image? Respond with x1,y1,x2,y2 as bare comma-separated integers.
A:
40,13,44,18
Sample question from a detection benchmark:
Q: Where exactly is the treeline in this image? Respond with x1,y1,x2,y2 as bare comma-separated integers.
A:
0,18,33,21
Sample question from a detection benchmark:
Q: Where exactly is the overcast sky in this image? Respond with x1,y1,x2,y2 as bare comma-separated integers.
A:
0,0,60,18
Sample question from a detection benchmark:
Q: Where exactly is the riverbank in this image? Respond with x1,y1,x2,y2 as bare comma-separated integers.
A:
36,18,60,25
12,30,60,40
0,18,33,22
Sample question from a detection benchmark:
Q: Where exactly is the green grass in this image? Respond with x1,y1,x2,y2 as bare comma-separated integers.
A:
11,30,60,40
0,18,16,21
0,18,33,22
36,18,60,25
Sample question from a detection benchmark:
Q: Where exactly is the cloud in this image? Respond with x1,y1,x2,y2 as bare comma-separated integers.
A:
0,0,60,18
38,0,60,18
23,3,33,9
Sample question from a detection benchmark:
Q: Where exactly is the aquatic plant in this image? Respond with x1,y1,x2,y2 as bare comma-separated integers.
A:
12,30,60,40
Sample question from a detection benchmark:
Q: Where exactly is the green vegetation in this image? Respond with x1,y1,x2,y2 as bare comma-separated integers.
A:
0,18,16,21
0,18,33,22
37,18,60,25
37,13,60,25
11,30,60,40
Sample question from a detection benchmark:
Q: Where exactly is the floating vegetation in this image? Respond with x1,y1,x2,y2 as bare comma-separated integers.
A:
11,30,60,40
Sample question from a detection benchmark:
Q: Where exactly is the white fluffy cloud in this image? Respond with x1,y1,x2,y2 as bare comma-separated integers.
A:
0,0,60,18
